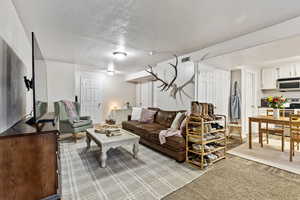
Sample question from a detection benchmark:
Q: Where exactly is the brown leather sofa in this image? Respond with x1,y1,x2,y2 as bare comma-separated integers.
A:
122,108,186,162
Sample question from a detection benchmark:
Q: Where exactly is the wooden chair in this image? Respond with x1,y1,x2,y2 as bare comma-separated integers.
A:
289,114,300,162
259,109,285,151
228,121,243,144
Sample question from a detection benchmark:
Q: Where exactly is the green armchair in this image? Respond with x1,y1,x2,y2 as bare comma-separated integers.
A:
54,101,93,142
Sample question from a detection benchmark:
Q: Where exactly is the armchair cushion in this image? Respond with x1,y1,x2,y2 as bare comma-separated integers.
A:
72,120,93,128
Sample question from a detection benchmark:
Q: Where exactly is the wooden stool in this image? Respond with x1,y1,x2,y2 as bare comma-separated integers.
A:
228,122,243,144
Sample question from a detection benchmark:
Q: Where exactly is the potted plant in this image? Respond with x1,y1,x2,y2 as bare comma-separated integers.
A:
267,96,286,119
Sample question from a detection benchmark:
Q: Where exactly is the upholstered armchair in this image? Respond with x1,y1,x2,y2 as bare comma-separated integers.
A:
54,101,93,142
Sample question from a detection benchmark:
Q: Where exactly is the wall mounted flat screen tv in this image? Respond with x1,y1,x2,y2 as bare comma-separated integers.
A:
0,35,27,133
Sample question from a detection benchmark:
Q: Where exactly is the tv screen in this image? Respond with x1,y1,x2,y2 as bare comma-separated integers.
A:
32,32,48,122
0,35,27,132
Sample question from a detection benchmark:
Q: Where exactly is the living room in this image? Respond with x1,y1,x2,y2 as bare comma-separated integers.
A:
1,1,300,200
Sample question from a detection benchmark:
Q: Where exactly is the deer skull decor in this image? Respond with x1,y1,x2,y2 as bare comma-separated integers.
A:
145,54,194,102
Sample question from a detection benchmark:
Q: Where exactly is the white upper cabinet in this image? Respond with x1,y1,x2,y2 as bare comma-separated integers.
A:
261,63,300,90
278,64,300,78
294,63,300,77
261,67,278,90
278,66,292,78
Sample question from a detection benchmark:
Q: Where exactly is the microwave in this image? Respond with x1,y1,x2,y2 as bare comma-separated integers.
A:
277,77,300,91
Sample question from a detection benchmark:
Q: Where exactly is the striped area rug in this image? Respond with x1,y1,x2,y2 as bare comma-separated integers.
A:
60,139,205,200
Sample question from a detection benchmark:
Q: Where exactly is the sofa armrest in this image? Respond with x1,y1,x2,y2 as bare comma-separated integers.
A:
80,116,91,121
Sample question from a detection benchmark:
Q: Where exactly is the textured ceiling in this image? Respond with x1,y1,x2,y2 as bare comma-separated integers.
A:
12,0,300,73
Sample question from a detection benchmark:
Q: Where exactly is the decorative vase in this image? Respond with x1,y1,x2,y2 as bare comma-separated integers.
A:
273,108,280,119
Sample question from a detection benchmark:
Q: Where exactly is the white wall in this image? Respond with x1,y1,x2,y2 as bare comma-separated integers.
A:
46,60,76,111
45,61,136,122
136,81,153,107
0,0,31,132
132,59,231,114
197,63,231,116
75,68,136,122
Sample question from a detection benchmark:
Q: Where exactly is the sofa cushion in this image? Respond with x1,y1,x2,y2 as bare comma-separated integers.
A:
131,107,142,120
155,110,178,128
139,108,157,123
170,112,185,130
122,121,166,138
147,130,186,151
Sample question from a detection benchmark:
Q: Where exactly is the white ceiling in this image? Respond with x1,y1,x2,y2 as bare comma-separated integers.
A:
206,35,300,68
12,0,300,73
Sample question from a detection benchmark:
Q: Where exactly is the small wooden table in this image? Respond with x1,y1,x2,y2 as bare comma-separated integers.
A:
248,116,290,150
86,128,140,168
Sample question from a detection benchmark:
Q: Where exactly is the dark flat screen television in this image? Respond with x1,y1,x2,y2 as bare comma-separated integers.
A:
0,35,27,133
26,32,48,124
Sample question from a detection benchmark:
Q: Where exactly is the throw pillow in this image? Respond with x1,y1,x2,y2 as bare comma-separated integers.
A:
139,108,157,123
180,115,187,132
131,107,142,121
171,112,185,130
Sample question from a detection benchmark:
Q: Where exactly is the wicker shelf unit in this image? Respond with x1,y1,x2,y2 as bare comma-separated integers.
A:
186,115,227,169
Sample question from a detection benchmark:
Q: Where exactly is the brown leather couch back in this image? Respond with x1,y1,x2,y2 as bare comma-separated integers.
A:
154,110,178,128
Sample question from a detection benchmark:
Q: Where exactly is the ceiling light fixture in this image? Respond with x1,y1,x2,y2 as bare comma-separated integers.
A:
107,63,115,76
113,51,127,59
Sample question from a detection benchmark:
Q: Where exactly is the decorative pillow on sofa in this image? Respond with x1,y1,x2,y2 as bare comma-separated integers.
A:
131,107,142,121
180,117,187,132
171,112,185,130
139,108,157,123
180,111,190,132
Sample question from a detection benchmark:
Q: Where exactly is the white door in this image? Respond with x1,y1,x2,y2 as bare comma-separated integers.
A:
80,77,102,123
241,69,258,136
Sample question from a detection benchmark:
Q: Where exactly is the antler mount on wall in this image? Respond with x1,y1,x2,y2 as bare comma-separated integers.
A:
145,55,194,101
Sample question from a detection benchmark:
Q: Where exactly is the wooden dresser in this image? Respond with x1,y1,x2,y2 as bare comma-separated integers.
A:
0,119,60,200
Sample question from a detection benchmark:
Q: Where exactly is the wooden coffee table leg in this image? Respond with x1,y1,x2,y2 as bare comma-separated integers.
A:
86,135,91,150
100,149,107,168
133,142,139,159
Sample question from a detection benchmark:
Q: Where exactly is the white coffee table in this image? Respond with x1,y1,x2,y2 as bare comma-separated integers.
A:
86,128,140,168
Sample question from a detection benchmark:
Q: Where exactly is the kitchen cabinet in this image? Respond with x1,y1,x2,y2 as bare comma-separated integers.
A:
294,63,300,77
261,68,278,90
261,64,300,90
278,64,300,78
278,66,292,78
